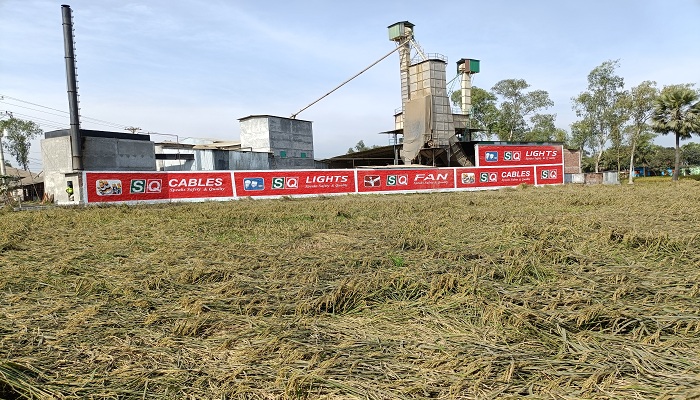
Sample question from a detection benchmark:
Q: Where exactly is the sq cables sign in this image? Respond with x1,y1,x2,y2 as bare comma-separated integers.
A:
84,171,234,203
233,170,355,197
455,166,535,189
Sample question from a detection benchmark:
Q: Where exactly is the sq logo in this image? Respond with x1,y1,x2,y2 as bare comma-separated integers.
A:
479,172,498,183
130,179,162,194
541,170,558,180
504,151,521,161
272,177,299,189
386,175,408,186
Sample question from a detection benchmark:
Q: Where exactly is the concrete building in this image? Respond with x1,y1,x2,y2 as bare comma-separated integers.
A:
155,138,270,171
239,115,315,169
41,129,156,204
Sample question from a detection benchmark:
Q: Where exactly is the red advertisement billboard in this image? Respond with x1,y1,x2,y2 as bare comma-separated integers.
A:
233,170,355,197
455,166,536,189
476,145,563,167
84,171,234,203
355,168,455,193
535,165,564,185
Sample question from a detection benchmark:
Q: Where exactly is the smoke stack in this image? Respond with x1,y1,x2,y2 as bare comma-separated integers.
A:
62,4,82,170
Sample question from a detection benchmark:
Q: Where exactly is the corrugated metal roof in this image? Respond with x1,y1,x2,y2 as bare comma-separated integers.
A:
2,166,43,185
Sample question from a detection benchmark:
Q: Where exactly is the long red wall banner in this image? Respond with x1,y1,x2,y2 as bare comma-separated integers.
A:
82,165,564,204
476,144,563,167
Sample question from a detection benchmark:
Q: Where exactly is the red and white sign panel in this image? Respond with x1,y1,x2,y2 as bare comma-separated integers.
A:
476,145,563,167
233,170,355,197
535,165,564,185
85,172,234,203
84,155,565,204
455,166,536,189
356,169,455,193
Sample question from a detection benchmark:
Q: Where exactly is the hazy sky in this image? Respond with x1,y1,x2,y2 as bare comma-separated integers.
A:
1,0,699,171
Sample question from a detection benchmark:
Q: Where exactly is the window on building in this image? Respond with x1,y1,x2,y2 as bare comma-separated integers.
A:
280,150,287,158
300,152,307,159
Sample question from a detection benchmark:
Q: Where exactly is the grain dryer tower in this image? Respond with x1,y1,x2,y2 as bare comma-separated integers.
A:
388,21,455,165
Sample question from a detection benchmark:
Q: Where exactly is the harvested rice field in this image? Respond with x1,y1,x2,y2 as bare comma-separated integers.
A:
1,181,700,399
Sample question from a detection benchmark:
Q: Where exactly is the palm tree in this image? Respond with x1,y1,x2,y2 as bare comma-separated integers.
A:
651,86,700,181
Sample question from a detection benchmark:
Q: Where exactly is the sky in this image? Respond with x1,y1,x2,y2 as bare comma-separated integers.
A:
1,0,699,171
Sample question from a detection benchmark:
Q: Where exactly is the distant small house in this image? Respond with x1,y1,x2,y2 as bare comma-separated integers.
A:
2,166,44,202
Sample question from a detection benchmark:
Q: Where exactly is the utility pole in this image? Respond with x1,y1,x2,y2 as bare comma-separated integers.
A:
0,128,6,177
125,126,141,134
0,111,10,178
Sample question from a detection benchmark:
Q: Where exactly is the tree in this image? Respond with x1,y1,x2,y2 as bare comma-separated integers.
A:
651,85,700,180
644,145,676,172
451,87,500,139
682,142,700,166
0,117,43,171
491,79,554,141
621,81,659,183
525,113,559,142
347,140,377,154
572,60,626,173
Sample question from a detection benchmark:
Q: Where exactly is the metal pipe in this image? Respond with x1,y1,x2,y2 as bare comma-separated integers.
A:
460,70,472,116
62,4,82,170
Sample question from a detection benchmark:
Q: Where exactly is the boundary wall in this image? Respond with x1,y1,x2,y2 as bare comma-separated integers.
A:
82,145,564,204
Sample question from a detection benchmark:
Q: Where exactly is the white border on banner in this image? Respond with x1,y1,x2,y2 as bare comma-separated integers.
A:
229,171,237,198
81,171,87,204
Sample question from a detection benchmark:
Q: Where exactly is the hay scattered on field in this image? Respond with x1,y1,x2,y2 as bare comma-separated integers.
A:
2,182,700,399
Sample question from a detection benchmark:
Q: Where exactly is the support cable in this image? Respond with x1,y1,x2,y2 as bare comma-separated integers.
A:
290,40,408,119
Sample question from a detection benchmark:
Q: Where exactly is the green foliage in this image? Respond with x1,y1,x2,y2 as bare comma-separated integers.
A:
452,81,559,142
644,145,676,170
682,142,700,165
651,85,700,180
491,79,555,141
571,60,627,173
346,140,380,154
0,118,42,171
451,87,501,138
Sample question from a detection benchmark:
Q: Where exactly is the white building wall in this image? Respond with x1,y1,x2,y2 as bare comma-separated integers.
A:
40,136,77,204
240,118,272,152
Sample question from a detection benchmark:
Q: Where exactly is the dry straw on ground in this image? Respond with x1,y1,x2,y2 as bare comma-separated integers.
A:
1,181,700,399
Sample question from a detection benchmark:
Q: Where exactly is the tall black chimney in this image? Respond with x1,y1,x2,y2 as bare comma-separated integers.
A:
61,4,82,170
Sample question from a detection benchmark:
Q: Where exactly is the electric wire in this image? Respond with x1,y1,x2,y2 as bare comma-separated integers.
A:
0,94,130,130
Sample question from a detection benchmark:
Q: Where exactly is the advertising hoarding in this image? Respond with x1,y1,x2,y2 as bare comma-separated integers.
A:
233,170,356,197
455,166,536,188
84,171,234,203
355,168,455,193
476,145,563,167
535,164,564,185
84,161,564,204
